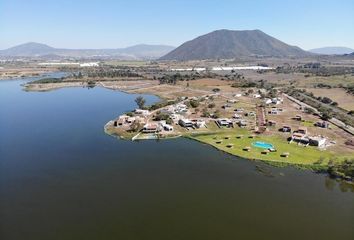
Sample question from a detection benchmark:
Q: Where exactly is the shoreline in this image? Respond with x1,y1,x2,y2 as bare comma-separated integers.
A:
104,123,354,183
24,78,354,181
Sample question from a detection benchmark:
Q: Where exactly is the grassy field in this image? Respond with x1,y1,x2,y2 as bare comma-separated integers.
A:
188,129,354,166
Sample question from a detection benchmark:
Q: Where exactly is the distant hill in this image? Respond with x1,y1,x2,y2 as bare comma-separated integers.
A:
0,42,55,56
0,42,175,60
160,29,309,61
309,47,354,55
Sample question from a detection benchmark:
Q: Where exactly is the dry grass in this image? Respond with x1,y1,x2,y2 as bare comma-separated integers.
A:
307,88,354,111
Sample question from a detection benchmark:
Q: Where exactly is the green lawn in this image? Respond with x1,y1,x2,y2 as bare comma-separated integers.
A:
188,129,353,166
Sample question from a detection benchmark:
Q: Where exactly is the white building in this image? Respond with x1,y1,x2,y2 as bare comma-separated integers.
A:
217,118,233,127
179,119,193,128
309,136,326,147
135,109,150,116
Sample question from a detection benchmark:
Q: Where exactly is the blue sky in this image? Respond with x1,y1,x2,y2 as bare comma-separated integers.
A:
1,0,353,50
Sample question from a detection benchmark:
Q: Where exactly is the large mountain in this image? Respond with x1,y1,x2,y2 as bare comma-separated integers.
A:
0,42,175,60
160,29,309,60
309,47,354,55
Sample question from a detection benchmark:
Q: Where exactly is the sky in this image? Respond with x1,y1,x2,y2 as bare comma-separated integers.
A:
0,0,354,50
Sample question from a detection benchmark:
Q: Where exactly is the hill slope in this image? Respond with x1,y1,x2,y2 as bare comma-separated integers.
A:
0,42,55,56
160,29,309,60
0,43,175,60
309,47,354,55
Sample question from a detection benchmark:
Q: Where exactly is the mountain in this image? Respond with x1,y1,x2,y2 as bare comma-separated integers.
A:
309,47,354,55
0,42,55,56
160,29,310,61
0,43,175,60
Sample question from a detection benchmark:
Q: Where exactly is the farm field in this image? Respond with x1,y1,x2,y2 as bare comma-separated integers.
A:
307,87,354,111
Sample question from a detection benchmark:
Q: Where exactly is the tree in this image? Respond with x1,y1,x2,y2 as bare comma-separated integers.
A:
135,96,146,109
304,107,315,114
321,110,333,121
321,97,333,104
154,112,169,121
189,100,199,108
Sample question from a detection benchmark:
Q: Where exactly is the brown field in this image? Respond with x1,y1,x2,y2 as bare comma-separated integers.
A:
0,67,57,80
307,88,354,111
295,75,354,88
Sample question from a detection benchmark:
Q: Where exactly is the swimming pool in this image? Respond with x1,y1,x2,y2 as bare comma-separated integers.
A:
252,141,274,149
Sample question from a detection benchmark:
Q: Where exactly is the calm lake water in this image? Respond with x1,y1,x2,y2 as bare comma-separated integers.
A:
0,74,353,240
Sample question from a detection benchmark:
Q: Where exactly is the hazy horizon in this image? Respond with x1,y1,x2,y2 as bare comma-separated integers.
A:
1,0,354,50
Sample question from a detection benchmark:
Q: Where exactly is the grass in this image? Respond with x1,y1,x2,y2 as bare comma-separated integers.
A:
188,129,353,166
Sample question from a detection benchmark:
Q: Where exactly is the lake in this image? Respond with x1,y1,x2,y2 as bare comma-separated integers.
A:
0,74,353,240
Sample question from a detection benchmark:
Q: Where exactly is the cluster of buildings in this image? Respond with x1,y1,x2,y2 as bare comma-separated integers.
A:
284,126,327,147
142,121,174,133
264,97,283,105
114,114,146,127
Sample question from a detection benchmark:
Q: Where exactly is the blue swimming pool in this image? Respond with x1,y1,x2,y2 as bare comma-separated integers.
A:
252,141,274,149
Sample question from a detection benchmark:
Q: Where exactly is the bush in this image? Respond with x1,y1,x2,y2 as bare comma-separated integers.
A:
154,112,170,121
208,103,215,108
189,100,200,108
126,112,134,117
201,108,210,117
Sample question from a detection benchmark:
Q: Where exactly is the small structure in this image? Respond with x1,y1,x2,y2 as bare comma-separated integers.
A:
235,108,244,113
281,152,290,158
291,133,308,144
142,123,159,133
309,136,326,147
296,127,308,135
217,118,233,127
126,117,136,124
233,113,242,119
246,111,256,117
261,149,270,155
191,119,206,128
271,98,282,105
175,104,188,113
264,98,272,105
159,121,174,131
238,120,248,127
282,125,292,132
253,94,261,98
114,118,125,127
222,104,232,109
315,121,329,128
268,109,278,115
267,120,277,126
234,93,242,97
293,115,302,121
135,109,150,116
179,119,193,128
227,99,238,103
243,146,251,152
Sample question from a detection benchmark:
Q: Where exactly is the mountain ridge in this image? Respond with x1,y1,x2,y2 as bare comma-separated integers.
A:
0,42,175,60
309,46,354,55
